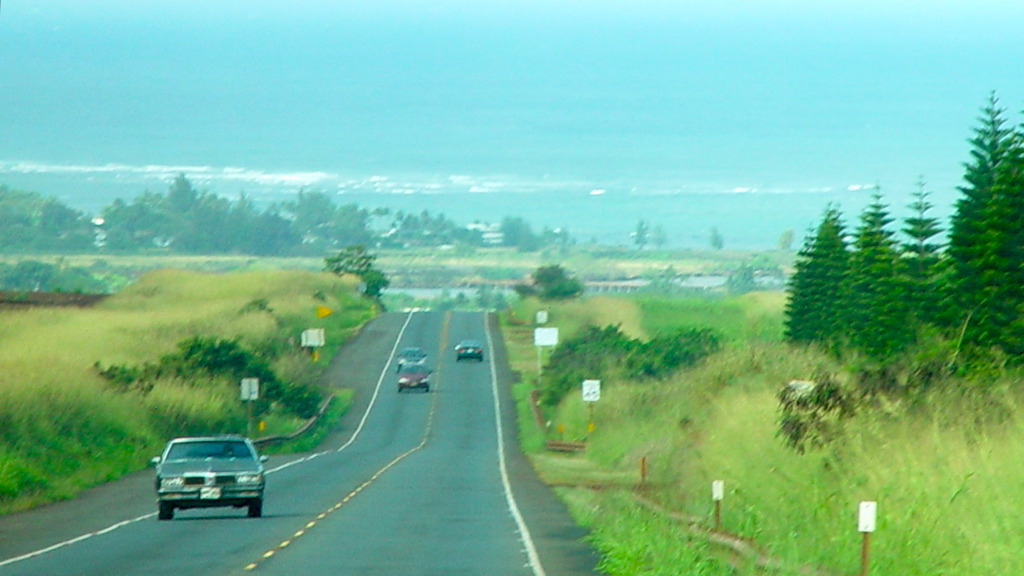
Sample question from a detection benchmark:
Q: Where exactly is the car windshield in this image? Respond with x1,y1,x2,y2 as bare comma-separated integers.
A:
399,365,430,375
399,348,426,359
165,440,253,461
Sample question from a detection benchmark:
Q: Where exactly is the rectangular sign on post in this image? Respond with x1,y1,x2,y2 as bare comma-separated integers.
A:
301,328,326,348
240,378,259,401
535,310,549,324
858,501,877,533
582,379,601,402
712,480,725,502
534,327,559,347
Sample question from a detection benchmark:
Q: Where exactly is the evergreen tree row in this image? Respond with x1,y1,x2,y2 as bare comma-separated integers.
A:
785,93,1024,363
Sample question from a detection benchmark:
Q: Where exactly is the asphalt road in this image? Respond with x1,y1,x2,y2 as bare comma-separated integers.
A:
0,310,600,576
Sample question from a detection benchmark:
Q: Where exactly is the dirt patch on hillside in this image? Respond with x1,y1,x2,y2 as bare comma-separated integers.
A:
0,291,108,309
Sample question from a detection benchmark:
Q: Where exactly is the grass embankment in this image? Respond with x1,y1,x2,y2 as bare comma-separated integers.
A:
0,269,375,514
504,293,1024,575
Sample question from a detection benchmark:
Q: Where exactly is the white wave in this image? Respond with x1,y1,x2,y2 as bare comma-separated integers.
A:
0,158,870,200
0,159,336,188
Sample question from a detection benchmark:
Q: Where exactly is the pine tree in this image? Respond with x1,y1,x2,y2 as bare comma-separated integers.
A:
971,132,1024,353
847,193,914,358
632,219,650,250
946,93,1024,353
946,94,1013,336
900,178,944,326
784,206,850,349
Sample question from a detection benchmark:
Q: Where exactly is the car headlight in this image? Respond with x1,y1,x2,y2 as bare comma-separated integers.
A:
399,377,410,384
160,476,185,490
236,473,263,485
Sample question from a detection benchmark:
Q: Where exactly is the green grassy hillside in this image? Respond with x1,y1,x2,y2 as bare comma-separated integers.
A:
504,293,1024,575
0,269,375,513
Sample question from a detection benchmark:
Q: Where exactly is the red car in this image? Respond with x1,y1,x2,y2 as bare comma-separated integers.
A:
397,364,431,393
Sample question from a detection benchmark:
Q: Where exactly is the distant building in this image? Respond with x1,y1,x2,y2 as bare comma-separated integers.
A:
466,222,504,246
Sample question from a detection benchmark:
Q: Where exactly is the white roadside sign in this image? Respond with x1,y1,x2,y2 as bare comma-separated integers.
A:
534,327,559,347
712,480,725,501
858,501,877,533
301,328,326,347
240,378,260,401
582,379,601,402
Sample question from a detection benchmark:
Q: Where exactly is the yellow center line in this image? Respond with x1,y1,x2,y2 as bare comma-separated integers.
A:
241,311,451,573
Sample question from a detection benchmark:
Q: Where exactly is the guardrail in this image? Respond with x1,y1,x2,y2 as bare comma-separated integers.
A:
252,394,334,448
544,440,587,453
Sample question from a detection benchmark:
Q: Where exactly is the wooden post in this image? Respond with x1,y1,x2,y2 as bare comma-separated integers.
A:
712,480,724,532
640,456,647,486
860,532,871,576
858,501,877,576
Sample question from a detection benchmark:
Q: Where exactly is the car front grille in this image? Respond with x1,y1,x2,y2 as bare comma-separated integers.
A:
183,474,237,486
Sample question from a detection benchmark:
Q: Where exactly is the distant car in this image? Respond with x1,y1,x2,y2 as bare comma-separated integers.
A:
151,436,267,520
397,364,431,393
454,339,484,362
395,346,428,372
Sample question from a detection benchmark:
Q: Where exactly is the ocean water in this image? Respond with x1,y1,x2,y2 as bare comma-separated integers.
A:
2,2,1023,248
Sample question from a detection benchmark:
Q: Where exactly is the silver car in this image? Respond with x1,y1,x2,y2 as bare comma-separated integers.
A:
151,436,267,520
395,346,428,372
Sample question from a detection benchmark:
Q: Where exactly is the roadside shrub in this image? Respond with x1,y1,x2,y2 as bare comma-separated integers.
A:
539,324,721,407
96,336,323,419
173,336,276,382
625,329,720,378
269,381,322,419
515,264,585,301
540,325,635,407
776,372,855,454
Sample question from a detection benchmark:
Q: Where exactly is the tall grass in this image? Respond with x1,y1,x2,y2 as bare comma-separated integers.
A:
635,292,786,343
565,490,741,576
511,295,648,340
0,268,375,513
503,291,1024,574
672,351,1024,574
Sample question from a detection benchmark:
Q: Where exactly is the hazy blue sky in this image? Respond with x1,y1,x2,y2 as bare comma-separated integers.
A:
2,0,1024,247
8,1,1024,27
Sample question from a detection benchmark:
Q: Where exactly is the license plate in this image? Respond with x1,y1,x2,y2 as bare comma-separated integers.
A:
200,486,222,499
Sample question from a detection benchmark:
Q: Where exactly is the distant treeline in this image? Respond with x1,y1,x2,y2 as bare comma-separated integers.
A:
0,174,572,256
786,93,1024,371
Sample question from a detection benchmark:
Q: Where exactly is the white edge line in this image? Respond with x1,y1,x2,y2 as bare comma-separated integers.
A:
0,513,155,568
333,310,417,454
268,310,416,472
0,312,418,568
484,312,548,576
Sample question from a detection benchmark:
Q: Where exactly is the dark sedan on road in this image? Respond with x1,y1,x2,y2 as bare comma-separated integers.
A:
455,339,484,362
397,364,431,393
151,436,267,520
